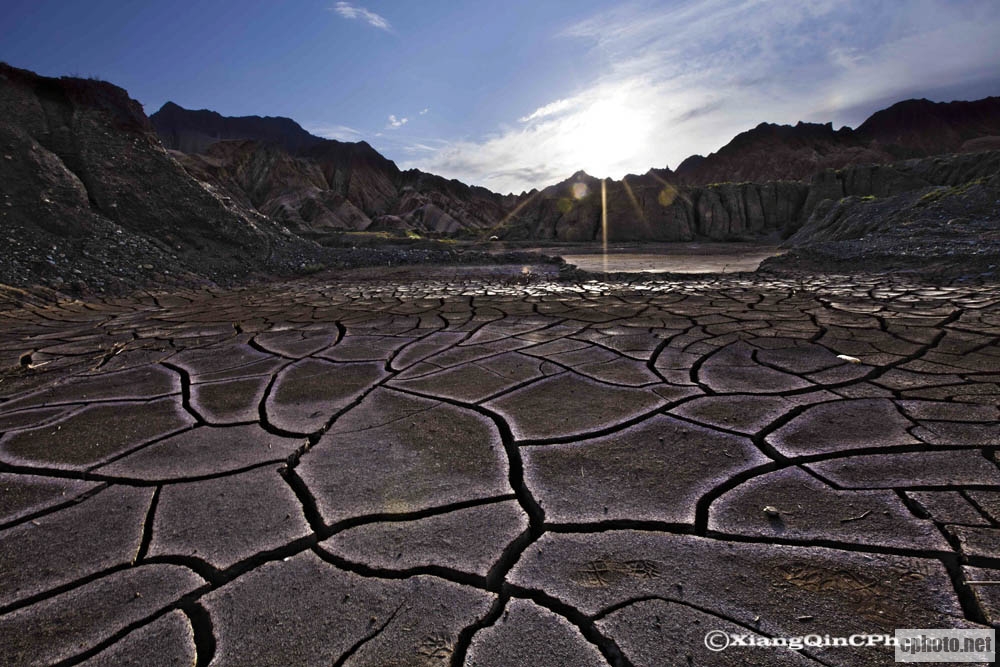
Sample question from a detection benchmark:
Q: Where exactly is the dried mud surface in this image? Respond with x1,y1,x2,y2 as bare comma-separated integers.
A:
2,269,999,665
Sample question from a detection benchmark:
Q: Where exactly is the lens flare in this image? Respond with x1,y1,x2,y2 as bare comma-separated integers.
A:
621,176,647,225
658,183,679,207
476,187,543,241
571,182,589,199
601,178,608,275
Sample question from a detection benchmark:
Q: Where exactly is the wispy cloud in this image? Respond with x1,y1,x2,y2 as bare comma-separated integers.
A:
406,0,1000,194
402,142,438,153
518,97,577,123
332,2,391,31
304,123,363,141
387,114,408,129
419,108,430,115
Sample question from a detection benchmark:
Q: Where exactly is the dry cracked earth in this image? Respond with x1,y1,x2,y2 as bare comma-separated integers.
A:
1,270,999,666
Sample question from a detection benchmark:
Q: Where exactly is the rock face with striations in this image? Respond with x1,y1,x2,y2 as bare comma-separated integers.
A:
760,149,1000,275
503,147,1000,245
503,170,809,242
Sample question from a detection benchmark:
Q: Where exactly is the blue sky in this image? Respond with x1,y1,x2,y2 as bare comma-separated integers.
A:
3,1,999,193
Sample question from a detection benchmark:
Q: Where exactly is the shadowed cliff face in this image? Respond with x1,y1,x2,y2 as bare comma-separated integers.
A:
787,150,1000,245
756,150,1000,276
171,140,388,235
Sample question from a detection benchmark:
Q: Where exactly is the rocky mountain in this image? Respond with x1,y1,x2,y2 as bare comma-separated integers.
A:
0,63,344,292
150,103,509,239
673,97,1000,186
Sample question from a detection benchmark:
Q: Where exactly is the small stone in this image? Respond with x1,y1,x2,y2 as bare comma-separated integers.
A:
836,354,862,364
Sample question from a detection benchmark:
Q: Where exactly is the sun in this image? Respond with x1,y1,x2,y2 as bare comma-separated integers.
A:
571,98,646,178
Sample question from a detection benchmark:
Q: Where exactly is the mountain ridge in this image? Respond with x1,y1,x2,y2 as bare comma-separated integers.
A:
151,101,329,155
145,95,1000,244
672,96,1000,185
151,93,1000,200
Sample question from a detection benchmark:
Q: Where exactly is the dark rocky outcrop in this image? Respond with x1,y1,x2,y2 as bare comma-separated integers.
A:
172,139,386,235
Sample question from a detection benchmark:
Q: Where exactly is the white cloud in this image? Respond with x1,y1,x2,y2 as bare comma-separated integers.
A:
387,114,408,129
419,108,430,115
408,79,669,194
303,123,363,141
405,0,1000,194
332,2,391,31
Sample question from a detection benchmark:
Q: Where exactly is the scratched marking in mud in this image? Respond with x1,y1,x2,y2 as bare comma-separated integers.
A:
1,273,999,666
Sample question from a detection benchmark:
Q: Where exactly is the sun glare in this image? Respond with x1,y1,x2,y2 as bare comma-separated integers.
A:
571,98,646,178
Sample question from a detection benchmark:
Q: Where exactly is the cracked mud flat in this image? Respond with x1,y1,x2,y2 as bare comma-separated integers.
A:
1,270,999,666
